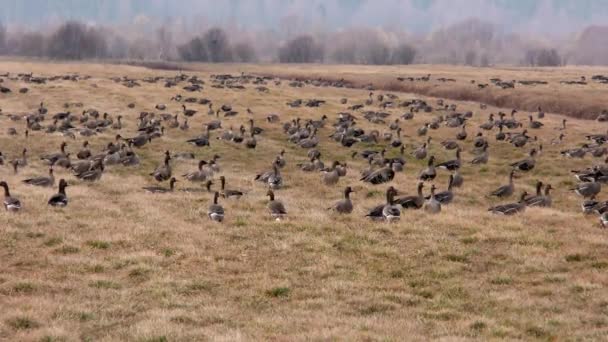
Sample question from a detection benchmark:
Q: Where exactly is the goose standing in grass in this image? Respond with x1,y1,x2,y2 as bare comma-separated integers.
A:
77,141,91,160
451,170,464,188
23,168,55,187
572,181,601,199
436,148,462,171
41,142,67,165
431,175,455,204
395,182,424,209
471,144,489,164
360,161,394,185
245,131,257,149
267,190,287,220
11,148,28,168
366,186,400,221
456,124,467,140
526,184,552,207
76,162,104,182
511,149,537,171
143,177,178,193
0,181,21,212
150,151,172,182
328,186,354,214
219,176,244,199
423,184,441,214
489,192,528,215
419,156,436,181
275,150,287,168
208,192,225,222
267,164,283,189
182,160,209,182
48,179,69,207
413,142,428,160
322,161,341,185
490,170,516,198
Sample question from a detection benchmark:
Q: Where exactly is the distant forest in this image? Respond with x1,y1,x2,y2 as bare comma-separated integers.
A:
0,0,607,66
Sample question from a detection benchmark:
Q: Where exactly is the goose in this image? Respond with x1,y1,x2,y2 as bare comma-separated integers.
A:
121,150,140,166
436,148,461,171
529,116,543,129
150,152,172,182
143,177,178,193
419,156,436,181
40,142,67,165
245,132,257,149
328,186,354,214
298,157,320,172
275,150,287,168
526,184,552,207
561,147,586,158
267,190,287,220
182,104,197,117
495,125,506,141
22,168,55,187
391,128,403,147
413,142,428,160
511,149,536,171
456,124,467,140
0,181,21,212
524,181,543,205
451,170,464,187
395,182,424,209
77,141,91,160
208,192,225,222
267,165,283,189
559,119,567,131
218,127,235,141
471,144,489,164
572,181,601,199
322,161,341,185
48,179,69,207
366,187,400,221
182,160,209,182
360,161,394,185
111,115,122,130
479,114,495,130
423,184,441,214
76,162,104,182
537,106,545,119
127,134,151,148
600,212,608,228
490,170,516,198
488,192,528,215
430,175,455,204
510,130,529,148
249,119,263,135
473,132,487,149
417,123,429,136
441,139,460,150
219,176,244,199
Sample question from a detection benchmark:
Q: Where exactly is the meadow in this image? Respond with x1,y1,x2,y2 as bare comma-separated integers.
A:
0,60,607,341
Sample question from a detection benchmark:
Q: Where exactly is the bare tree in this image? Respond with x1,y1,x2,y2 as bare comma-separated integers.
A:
47,21,107,59
178,37,208,62
278,35,323,63
203,27,232,62
392,43,417,65
233,42,257,63
0,22,6,54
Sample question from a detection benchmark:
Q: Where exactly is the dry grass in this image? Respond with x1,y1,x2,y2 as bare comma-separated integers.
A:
0,60,607,340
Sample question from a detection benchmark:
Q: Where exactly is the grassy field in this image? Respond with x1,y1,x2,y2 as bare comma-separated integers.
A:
0,60,607,341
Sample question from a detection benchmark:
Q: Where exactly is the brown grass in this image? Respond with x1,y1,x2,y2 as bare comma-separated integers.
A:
0,60,607,340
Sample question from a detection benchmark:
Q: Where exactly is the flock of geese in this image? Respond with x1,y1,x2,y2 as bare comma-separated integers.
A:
0,71,607,228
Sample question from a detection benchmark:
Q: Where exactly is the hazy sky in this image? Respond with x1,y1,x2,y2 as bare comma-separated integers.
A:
1,0,606,34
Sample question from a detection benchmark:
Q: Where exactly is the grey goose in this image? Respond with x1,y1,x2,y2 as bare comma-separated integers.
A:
490,170,516,198
395,182,424,209
23,168,55,187
423,184,441,214
366,186,400,221
48,179,69,207
219,176,244,199
429,175,455,204
208,192,225,222
328,186,354,214
526,184,552,207
150,151,172,182
436,148,462,171
572,181,601,199
1,181,21,212
419,156,437,181
489,192,528,215
360,161,395,185
267,190,287,220
511,149,536,172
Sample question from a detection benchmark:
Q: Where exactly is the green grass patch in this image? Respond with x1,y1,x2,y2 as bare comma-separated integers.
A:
87,240,110,249
6,316,40,330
